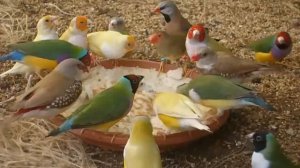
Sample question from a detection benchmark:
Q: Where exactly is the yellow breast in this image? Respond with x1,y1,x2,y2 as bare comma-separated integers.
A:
24,56,57,70
88,119,121,132
255,52,275,63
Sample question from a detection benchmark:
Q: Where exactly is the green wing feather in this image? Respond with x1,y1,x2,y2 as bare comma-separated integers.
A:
8,40,86,60
188,75,252,99
249,35,276,53
70,85,133,128
264,134,299,168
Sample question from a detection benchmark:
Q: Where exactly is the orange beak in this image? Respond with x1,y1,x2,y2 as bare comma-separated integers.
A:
148,34,159,44
152,7,161,14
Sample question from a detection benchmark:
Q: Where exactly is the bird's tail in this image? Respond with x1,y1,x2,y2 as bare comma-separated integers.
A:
182,119,212,133
0,51,24,62
241,96,276,111
46,119,73,137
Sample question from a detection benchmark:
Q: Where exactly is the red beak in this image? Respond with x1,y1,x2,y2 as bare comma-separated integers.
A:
148,34,159,44
191,55,200,62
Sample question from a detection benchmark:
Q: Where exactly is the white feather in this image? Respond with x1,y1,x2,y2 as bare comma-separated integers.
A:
251,152,270,168
179,118,211,132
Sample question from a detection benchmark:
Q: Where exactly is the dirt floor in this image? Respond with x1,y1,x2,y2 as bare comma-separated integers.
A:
0,0,299,167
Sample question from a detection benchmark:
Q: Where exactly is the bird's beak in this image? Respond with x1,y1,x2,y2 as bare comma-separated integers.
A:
192,30,200,38
151,7,161,15
277,36,285,44
148,34,159,44
191,54,201,62
246,132,255,143
78,64,89,73
51,16,60,26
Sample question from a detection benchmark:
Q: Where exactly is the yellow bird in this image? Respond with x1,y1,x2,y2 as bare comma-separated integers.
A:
87,31,136,60
123,116,162,168
152,92,211,132
60,16,89,49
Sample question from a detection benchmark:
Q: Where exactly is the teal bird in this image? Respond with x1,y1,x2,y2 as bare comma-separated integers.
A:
250,32,292,63
247,131,300,168
47,74,144,136
176,75,275,114
0,39,91,70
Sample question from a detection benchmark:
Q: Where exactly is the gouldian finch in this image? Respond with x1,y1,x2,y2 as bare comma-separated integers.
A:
186,24,230,57
0,40,91,70
247,131,300,168
60,16,89,49
148,31,186,73
8,58,88,120
250,32,292,63
152,0,191,36
123,116,162,168
0,15,59,80
87,31,135,64
47,75,144,136
176,75,275,114
191,46,272,77
108,17,128,35
153,92,210,132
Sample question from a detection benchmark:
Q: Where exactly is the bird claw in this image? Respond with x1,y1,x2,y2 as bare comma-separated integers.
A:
25,74,33,91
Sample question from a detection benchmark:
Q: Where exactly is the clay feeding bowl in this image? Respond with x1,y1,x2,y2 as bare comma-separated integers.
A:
51,59,230,152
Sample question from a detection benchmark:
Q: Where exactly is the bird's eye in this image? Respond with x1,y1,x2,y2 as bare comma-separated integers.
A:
160,6,166,10
80,21,84,24
158,34,161,37
203,53,207,57
128,43,131,47
45,19,49,22
256,136,262,141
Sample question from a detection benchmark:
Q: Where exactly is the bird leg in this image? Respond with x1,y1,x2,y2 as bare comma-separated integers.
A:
0,96,15,105
157,57,170,76
25,74,34,91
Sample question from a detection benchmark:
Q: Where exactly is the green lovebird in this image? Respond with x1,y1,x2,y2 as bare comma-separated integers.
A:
47,74,144,136
0,39,91,70
248,131,300,168
176,75,275,114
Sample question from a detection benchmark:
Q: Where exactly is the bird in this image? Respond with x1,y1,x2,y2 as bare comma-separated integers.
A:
0,39,91,70
153,92,211,132
60,16,89,49
190,46,274,78
7,58,88,120
186,24,230,57
247,131,300,168
47,74,144,136
148,31,187,74
87,31,135,66
250,31,292,64
108,17,128,35
0,15,59,89
176,75,276,115
152,0,191,36
123,115,162,168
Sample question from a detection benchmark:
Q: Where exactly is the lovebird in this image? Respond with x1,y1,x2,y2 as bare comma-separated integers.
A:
247,131,300,168
8,58,88,120
0,40,91,70
176,75,275,114
186,24,230,57
123,116,162,168
87,31,136,61
152,0,191,36
60,16,89,49
47,74,144,136
108,17,128,35
191,46,273,78
0,15,59,81
153,92,211,132
250,31,292,63
148,31,186,73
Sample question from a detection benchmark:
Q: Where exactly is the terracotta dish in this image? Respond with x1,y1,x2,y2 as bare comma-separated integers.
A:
51,59,230,152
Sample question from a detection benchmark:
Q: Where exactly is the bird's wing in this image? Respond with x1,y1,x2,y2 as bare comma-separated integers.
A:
249,35,275,53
